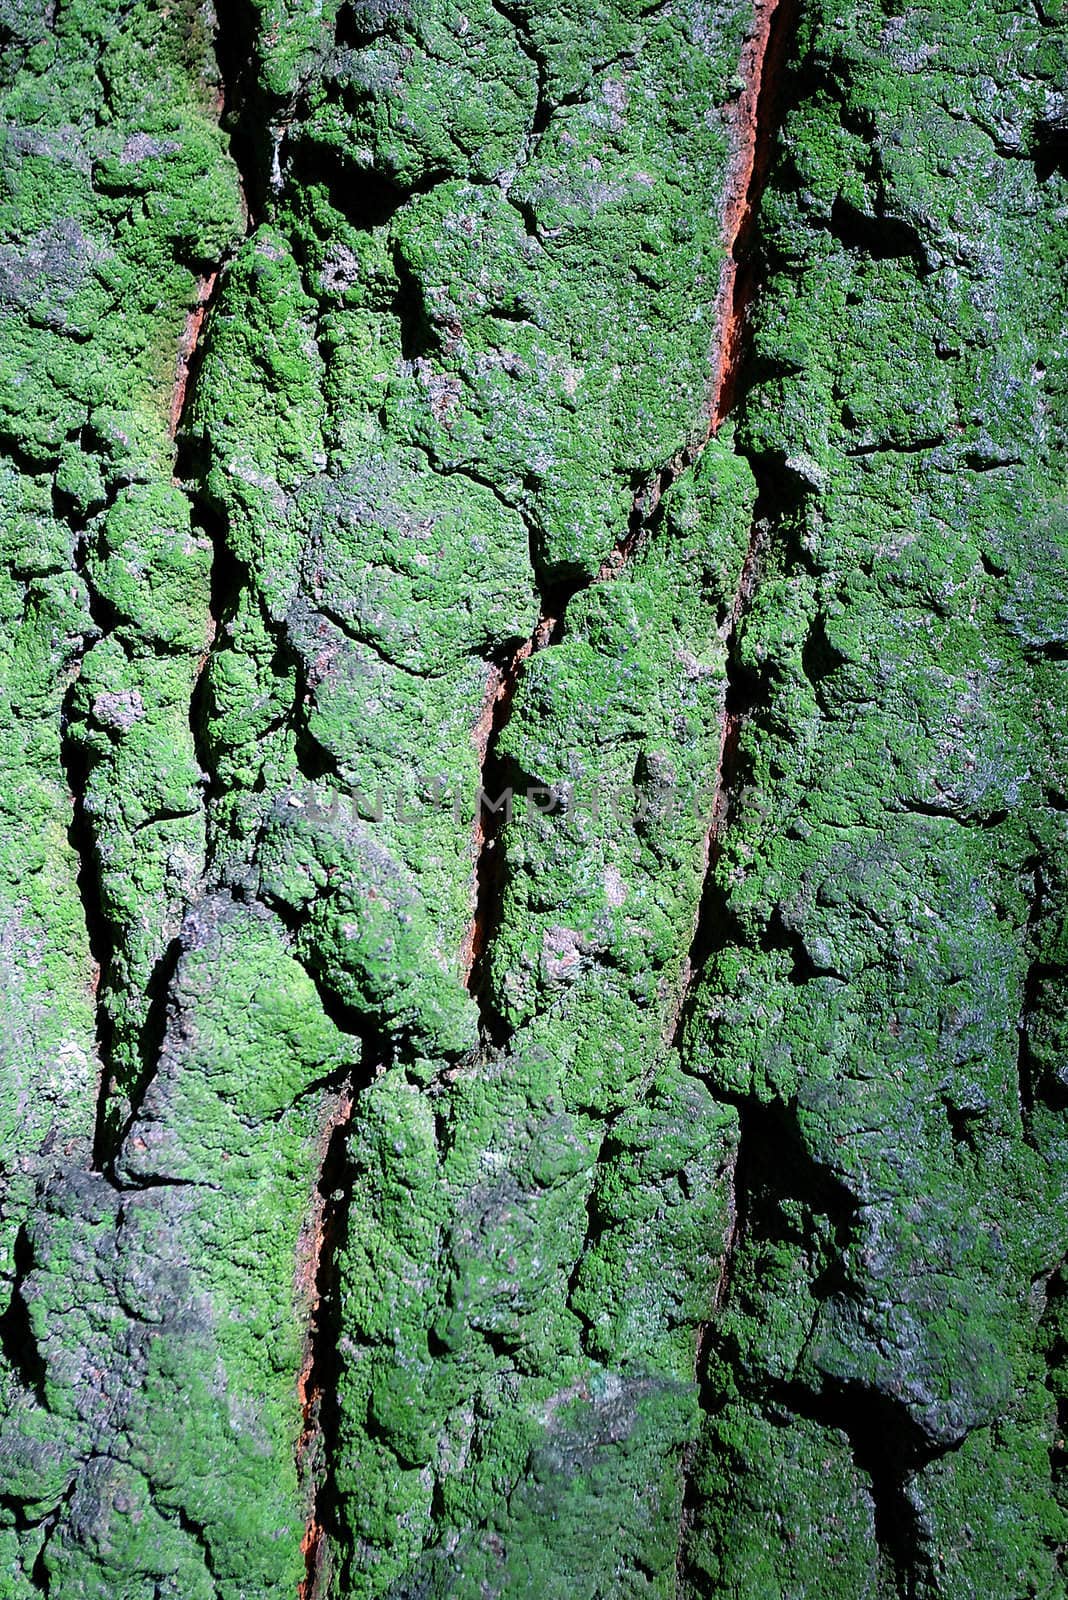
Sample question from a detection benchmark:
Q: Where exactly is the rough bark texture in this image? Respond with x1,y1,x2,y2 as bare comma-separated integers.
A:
0,0,1066,1595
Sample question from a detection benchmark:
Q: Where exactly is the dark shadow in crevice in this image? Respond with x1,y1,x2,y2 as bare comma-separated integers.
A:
0,1227,47,1405
724,1092,859,1242
776,1375,937,1594
267,898,395,1061
464,743,529,1051
1028,639,1068,663
392,249,439,363
214,0,273,221
758,908,828,985
58,692,117,1171
103,933,185,1176
486,0,553,137
685,1091,931,1594
1039,1266,1068,1504
801,611,847,688
289,1028,385,1597
333,0,385,49
827,196,932,276
28,1481,76,1595
299,1104,351,1599
1016,862,1068,1142
744,451,817,575
285,140,446,357
1033,114,1068,182
563,1129,623,1345
288,135,447,232
186,507,250,807
943,1097,983,1152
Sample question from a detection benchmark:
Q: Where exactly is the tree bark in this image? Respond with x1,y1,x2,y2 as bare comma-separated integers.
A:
0,0,1065,1594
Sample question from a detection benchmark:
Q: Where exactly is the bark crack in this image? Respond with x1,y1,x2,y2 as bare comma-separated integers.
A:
296,1084,356,1600
169,273,219,439
63,0,257,1176
668,0,799,1044
664,0,800,1582
82,254,236,1175
60,516,118,1172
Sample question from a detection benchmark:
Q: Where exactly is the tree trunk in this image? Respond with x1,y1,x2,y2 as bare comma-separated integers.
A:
0,0,1065,1593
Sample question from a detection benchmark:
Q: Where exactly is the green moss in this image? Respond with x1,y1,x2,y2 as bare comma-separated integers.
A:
0,0,1065,1592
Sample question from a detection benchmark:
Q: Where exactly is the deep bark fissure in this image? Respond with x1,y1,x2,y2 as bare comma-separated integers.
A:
169,272,219,439
462,619,552,1026
296,1084,356,1600
666,0,800,1582
177,0,258,826
185,510,250,826
48,440,132,1175
265,892,393,1591
456,0,811,1035
667,487,776,1048
53,23,376,1585
670,0,801,1041
704,0,801,433
0,1226,47,1406
673,1121,744,1585
183,33,457,1585
58,670,115,1172
102,933,185,1178
486,0,554,143
82,286,231,1174
1040,1265,1068,1515
562,1128,622,1349
213,0,273,223
458,476,661,1031
75,0,257,1174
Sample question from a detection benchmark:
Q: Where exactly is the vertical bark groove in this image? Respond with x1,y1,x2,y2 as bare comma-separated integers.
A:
667,0,799,1578
296,1086,356,1600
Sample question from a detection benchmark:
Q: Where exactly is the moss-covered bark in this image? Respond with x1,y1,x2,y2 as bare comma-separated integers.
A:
0,0,1065,1594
